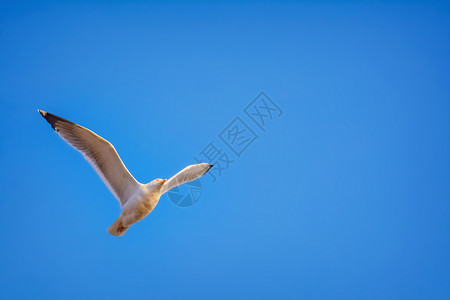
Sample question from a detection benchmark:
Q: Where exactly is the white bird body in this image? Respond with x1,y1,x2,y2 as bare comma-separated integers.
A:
105,182,160,236
121,184,160,226
38,109,213,236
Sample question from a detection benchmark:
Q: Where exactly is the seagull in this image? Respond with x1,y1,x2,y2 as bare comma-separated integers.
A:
38,110,213,236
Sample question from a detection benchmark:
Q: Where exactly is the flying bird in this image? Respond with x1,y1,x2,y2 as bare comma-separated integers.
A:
38,110,213,236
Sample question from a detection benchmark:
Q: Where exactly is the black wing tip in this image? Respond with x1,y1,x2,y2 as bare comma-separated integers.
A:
38,109,57,129
37,109,47,117
38,109,75,130
203,164,214,175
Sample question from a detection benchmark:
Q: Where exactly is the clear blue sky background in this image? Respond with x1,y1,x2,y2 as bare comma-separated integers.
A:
0,1,449,299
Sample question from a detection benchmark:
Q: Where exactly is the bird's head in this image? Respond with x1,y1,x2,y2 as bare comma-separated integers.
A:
148,178,167,191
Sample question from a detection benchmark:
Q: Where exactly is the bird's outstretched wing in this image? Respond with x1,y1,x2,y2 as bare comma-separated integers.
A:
38,110,140,206
161,163,213,195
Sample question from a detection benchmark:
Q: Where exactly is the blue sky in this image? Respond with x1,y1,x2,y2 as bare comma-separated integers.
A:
0,1,449,299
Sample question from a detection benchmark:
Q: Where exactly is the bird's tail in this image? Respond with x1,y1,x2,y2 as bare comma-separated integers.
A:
107,216,129,237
